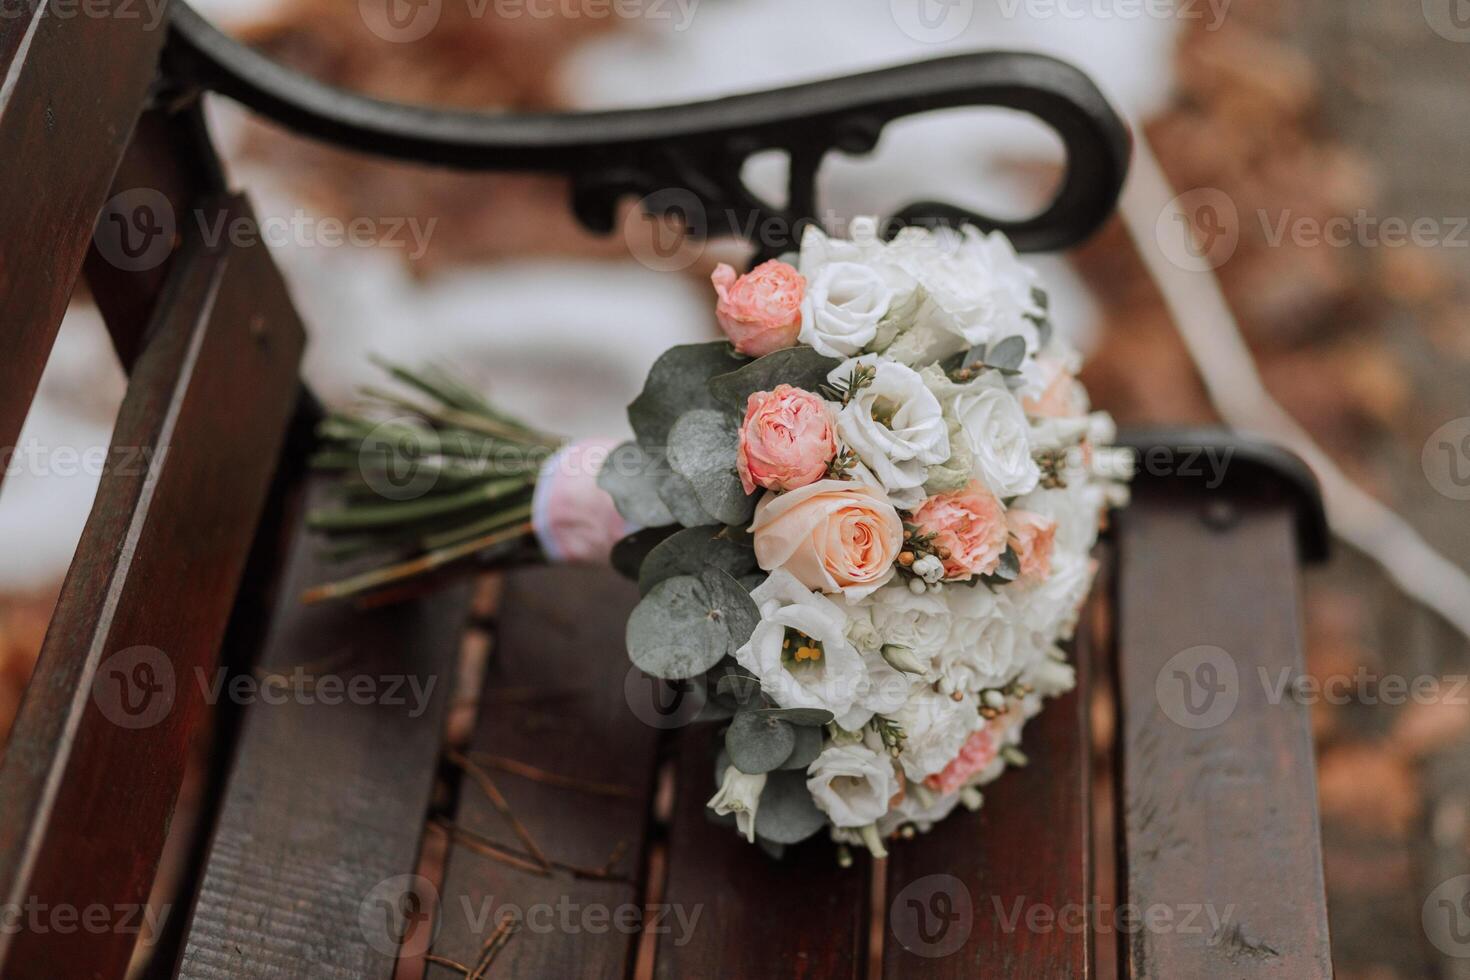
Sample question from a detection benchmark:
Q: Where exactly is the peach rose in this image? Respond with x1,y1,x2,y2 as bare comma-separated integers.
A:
924,727,999,795
1007,509,1057,581
736,385,838,494
751,479,902,598
910,482,1008,581
712,260,805,357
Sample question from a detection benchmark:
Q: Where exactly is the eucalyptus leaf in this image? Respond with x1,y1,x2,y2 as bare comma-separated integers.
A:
610,526,679,581
708,346,841,408
667,410,755,526
726,710,796,774
658,472,717,528
984,336,1028,372
698,567,760,656
638,525,756,596
597,442,676,528
778,724,824,770
625,574,739,680
754,770,826,844
628,342,738,449
756,707,835,727
758,839,786,860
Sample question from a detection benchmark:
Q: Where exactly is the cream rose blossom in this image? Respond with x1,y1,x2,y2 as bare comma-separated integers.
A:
736,385,837,494
751,479,902,599
711,260,805,357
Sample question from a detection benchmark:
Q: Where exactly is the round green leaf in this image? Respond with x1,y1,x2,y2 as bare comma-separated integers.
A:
667,409,754,527
698,568,759,657
754,770,826,844
709,346,840,408
726,710,796,774
629,342,739,449
779,724,824,771
610,526,679,582
756,706,835,727
658,472,717,528
638,525,756,596
598,441,676,528
625,576,729,680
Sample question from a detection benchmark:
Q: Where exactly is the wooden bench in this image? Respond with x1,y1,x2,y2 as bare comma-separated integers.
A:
0,4,1333,977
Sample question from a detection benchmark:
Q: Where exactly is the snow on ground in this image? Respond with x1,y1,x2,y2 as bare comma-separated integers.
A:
0,0,1174,587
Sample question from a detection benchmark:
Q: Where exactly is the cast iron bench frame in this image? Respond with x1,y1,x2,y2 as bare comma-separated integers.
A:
0,2,1333,976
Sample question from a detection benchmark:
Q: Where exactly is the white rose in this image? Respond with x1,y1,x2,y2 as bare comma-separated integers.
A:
922,369,1038,498
797,221,915,358
1022,653,1077,699
707,766,766,843
832,356,950,500
952,383,1039,498
807,742,901,828
735,569,867,717
888,224,1042,351
891,688,980,782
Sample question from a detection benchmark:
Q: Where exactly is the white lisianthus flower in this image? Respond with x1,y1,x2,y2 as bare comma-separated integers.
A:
866,584,952,670
806,741,900,828
837,649,916,730
708,765,767,843
891,688,979,782
877,783,964,836
888,224,1042,352
831,356,949,500
735,569,867,717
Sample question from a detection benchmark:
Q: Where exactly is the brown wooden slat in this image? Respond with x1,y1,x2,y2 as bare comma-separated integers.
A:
174,491,473,980
883,599,1093,978
1114,483,1332,978
0,0,168,486
654,731,871,979
427,566,660,980
0,193,305,977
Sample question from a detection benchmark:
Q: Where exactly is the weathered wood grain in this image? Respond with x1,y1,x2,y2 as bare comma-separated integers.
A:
1113,483,1332,978
427,566,659,980
0,0,169,489
883,600,1093,979
654,730,871,980
0,193,305,977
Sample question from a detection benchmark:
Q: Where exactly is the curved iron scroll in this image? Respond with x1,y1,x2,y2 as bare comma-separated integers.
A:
164,2,1130,256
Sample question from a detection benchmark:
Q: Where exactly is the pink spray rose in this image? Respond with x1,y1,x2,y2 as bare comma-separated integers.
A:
751,480,903,598
1007,509,1058,582
736,385,838,494
910,482,1009,581
924,727,999,795
711,260,805,357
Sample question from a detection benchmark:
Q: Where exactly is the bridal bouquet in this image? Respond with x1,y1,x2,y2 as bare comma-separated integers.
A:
307,217,1129,859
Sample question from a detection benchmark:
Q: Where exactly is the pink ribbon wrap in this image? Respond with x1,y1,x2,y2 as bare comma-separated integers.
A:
531,438,634,564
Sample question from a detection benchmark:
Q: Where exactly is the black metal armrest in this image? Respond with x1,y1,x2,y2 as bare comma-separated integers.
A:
164,2,1130,256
